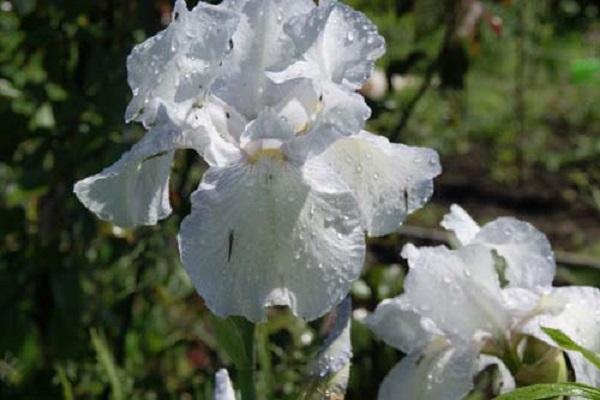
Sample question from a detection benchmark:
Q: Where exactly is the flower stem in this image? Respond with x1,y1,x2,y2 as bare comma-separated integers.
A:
238,366,256,400
232,318,257,400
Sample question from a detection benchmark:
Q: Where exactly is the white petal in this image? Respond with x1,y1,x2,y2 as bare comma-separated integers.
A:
284,0,385,88
274,79,370,139
521,286,600,386
273,79,321,134
74,114,207,227
310,297,352,378
441,204,480,245
365,297,438,354
569,352,600,388
317,81,371,135
240,108,294,144
277,80,371,162
199,97,247,166
214,369,236,400
478,355,516,394
378,341,477,400
126,1,239,125
401,244,510,341
178,158,365,322
472,217,555,289
203,95,248,145
306,131,441,236
213,0,315,119
266,59,321,84
501,287,546,324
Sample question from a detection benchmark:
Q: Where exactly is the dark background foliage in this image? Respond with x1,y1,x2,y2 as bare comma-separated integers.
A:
0,0,598,398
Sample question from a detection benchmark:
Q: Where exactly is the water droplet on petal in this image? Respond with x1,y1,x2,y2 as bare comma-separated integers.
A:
346,31,355,44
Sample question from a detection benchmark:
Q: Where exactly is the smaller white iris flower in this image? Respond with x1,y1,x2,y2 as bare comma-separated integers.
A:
366,204,600,399
74,0,441,322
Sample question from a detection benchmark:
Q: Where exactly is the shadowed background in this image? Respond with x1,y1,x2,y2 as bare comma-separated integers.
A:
1,0,599,398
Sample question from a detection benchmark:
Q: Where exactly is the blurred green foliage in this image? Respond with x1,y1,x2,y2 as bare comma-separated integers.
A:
1,0,599,399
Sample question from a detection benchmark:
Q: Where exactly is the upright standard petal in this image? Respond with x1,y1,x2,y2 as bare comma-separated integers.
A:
126,1,239,125
401,244,510,341
283,0,385,89
306,131,441,236
442,206,556,289
213,0,315,119
214,369,236,400
378,339,478,400
74,112,209,227
275,79,371,162
178,158,365,322
441,204,481,245
274,79,370,141
472,217,555,289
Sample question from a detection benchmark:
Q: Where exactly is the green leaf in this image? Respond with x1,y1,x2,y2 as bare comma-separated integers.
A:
570,58,600,84
29,102,55,130
209,314,255,370
542,327,600,370
55,365,74,400
210,315,257,400
0,79,21,99
90,329,124,400
494,383,600,400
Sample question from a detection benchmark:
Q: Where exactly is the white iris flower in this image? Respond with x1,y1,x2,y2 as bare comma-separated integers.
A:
367,205,600,399
74,0,441,322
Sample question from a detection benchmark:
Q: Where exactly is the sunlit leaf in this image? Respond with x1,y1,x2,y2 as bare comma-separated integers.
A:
570,58,600,84
542,327,600,370
494,382,600,400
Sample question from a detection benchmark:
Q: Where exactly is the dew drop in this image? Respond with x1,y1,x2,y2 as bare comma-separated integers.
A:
346,31,355,44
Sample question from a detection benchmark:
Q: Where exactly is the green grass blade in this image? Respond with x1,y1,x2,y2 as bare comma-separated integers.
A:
90,329,123,400
494,383,600,400
55,365,74,400
542,327,600,370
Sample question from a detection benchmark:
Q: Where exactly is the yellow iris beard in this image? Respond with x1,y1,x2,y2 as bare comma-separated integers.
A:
247,148,287,164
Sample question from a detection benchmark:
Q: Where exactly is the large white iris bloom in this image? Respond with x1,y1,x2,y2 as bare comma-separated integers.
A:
74,0,441,322
367,205,600,399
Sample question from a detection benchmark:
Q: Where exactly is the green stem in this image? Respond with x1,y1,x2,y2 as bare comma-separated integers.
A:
232,317,257,400
238,366,257,400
